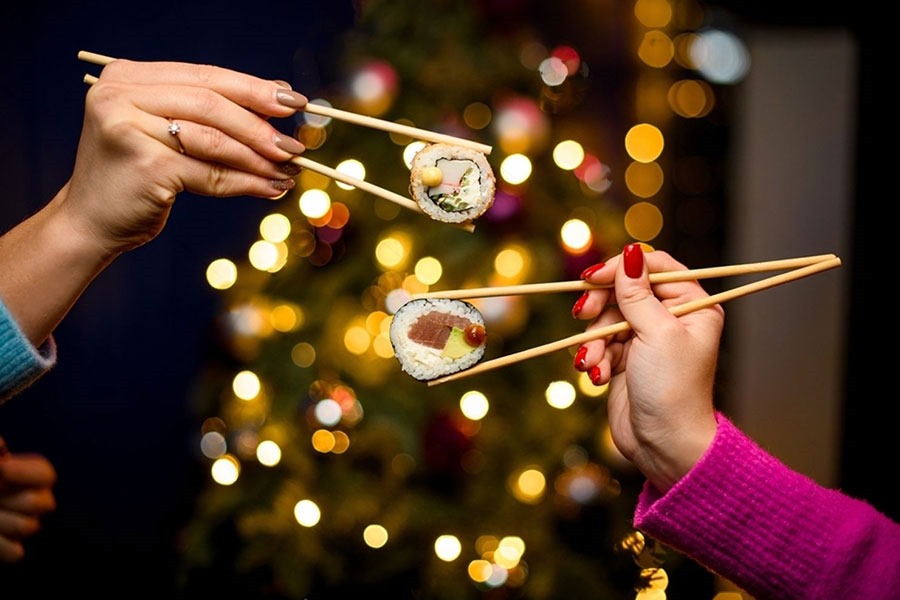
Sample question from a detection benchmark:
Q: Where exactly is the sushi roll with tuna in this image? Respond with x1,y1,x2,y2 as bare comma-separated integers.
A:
389,298,487,381
409,143,496,224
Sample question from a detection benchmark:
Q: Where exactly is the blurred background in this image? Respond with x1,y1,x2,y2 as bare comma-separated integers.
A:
0,0,882,598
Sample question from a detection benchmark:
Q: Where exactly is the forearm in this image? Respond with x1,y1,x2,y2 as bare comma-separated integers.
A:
0,184,115,347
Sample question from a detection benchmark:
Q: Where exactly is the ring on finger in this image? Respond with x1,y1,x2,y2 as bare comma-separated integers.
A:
166,118,186,154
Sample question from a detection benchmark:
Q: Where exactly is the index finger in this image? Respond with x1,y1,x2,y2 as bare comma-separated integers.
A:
94,58,304,119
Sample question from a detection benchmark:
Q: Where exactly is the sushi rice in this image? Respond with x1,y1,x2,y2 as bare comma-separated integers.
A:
389,298,486,382
409,143,496,224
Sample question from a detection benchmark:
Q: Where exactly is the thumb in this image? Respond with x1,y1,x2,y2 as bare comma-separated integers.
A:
614,243,673,336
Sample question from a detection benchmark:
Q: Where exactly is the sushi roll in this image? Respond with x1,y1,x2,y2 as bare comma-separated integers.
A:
389,298,487,382
409,143,496,224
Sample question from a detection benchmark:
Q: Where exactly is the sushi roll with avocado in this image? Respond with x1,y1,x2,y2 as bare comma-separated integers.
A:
409,143,495,224
389,298,487,382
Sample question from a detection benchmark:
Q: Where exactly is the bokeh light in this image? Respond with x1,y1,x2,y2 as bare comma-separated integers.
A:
460,390,489,420
364,524,389,549
553,140,585,170
299,188,332,219
260,213,292,243
232,370,261,400
211,454,240,486
560,219,593,254
499,153,533,185
545,380,576,409
624,201,664,241
689,28,751,84
294,499,321,527
335,159,366,190
414,256,443,285
638,30,674,68
511,467,546,503
206,258,238,290
625,123,664,163
625,161,664,198
256,440,282,466
434,535,462,561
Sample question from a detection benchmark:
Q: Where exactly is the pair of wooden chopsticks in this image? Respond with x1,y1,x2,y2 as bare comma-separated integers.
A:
425,253,842,386
77,50,490,233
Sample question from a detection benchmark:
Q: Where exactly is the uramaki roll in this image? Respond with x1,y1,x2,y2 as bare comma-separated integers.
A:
409,143,496,223
389,298,487,381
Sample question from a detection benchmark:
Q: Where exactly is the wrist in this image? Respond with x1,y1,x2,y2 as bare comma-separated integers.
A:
637,414,718,494
0,188,115,345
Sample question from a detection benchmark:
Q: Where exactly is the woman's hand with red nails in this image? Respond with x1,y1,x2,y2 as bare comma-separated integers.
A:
574,246,723,493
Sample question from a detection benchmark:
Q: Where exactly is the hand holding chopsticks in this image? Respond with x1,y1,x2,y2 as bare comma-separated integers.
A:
425,253,842,385
77,52,491,154
78,50,489,232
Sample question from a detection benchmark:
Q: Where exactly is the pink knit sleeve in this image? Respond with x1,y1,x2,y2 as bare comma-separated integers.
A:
634,414,900,599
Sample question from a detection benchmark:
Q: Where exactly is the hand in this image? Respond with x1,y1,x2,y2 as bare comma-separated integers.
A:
0,439,57,562
573,244,722,493
0,58,311,347
62,58,309,257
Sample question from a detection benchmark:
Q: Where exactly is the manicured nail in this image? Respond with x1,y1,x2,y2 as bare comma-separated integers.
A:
270,178,296,196
279,161,301,176
573,346,588,371
623,243,644,279
273,80,292,90
589,365,602,386
276,89,308,109
571,292,588,318
580,262,605,280
274,133,305,155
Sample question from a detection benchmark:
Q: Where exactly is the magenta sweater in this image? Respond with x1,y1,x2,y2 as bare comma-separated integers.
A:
634,414,900,599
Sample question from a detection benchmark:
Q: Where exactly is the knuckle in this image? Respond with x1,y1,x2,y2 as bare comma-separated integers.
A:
201,126,230,160
205,164,234,196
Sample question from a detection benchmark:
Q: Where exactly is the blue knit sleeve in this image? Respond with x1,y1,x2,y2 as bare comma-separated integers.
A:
0,297,56,403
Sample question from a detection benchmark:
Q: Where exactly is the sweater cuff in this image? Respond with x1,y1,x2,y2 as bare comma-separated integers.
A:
632,413,845,597
0,298,56,403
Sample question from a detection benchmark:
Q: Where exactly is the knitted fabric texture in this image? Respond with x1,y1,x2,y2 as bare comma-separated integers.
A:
0,298,56,403
634,414,900,599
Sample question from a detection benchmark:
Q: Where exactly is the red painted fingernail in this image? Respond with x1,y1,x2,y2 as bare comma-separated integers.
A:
624,243,644,279
580,262,605,280
573,346,588,371
589,365,602,386
571,292,588,318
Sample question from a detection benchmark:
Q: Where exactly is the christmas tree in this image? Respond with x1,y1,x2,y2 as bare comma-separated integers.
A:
177,0,728,597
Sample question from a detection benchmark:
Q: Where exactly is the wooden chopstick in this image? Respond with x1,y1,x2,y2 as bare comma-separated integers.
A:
413,253,837,299
426,255,842,386
77,51,492,154
291,156,475,233
79,59,476,233
301,103,492,154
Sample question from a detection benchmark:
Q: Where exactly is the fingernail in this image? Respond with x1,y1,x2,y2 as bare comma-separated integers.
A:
573,346,588,371
273,80,292,90
589,365,602,386
623,243,644,279
571,292,588,318
276,89,308,109
580,262,605,280
274,133,305,155
279,161,301,176
270,178,296,196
